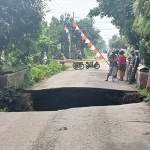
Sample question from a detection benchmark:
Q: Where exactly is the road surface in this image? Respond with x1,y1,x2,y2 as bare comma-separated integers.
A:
0,103,150,150
1,54,150,150
26,55,135,91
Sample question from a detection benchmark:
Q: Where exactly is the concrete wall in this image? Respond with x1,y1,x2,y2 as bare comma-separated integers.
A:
0,69,28,89
136,70,149,89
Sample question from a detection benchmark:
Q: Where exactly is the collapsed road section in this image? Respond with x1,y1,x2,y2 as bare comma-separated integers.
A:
6,87,143,112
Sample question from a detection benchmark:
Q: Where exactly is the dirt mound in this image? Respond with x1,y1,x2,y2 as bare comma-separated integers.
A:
8,93,34,112
123,92,144,104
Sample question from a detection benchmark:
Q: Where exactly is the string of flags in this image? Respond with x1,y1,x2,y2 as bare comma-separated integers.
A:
64,22,105,60
64,26,71,43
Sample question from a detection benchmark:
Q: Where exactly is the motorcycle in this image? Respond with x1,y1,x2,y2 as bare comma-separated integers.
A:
85,61,100,69
73,62,84,70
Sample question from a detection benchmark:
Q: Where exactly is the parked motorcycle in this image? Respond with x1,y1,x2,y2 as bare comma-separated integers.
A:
85,61,100,69
73,62,84,70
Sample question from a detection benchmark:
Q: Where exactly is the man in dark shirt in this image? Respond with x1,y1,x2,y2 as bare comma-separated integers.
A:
129,50,140,84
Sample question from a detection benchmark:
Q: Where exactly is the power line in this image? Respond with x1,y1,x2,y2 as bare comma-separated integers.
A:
53,0,74,13
51,0,71,14
49,3,65,14
50,2,67,14
49,6,63,14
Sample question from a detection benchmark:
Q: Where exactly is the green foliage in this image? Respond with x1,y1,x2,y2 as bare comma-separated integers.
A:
0,108,8,112
0,0,46,68
88,0,140,49
136,85,150,102
84,48,94,58
0,85,16,101
28,61,64,83
133,0,150,37
124,46,134,57
109,35,128,50
0,84,16,111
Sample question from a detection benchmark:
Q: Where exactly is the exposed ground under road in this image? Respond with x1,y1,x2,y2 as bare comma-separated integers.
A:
0,54,150,150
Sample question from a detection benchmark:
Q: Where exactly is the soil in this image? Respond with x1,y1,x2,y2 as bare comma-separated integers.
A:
8,92,34,112
0,92,34,112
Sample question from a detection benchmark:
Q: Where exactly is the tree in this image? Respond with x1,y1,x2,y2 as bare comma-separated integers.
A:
133,0,150,38
96,37,106,51
109,35,128,50
88,0,140,49
0,0,45,68
132,0,150,64
58,14,105,58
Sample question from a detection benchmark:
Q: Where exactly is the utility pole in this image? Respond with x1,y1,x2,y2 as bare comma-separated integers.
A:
69,12,79,59
69,12,74,59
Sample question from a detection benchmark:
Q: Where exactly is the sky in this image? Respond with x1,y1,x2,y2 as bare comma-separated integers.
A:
45,0,119,44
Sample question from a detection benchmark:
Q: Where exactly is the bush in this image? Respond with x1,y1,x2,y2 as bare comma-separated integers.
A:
28,60,68,84
84,48,94,58
0,85,16,111
136,85,150,102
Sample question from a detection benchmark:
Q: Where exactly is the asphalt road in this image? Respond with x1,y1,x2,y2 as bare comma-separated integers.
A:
0,54,150,150
0,103,150,150
26,54,135,91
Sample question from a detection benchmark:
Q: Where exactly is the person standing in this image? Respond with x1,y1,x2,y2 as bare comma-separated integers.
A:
107,52,110,59
129,50,140,84
114,50,119,78
105,51,118,82
126,51,135,82
118,50,126,81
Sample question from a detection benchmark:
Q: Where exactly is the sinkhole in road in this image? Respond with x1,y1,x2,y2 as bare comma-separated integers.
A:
30,87,143,111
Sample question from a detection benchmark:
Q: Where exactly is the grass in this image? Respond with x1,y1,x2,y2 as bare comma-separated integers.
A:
136,85,150,102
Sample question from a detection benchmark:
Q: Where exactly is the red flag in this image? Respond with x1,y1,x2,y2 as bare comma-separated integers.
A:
88,42,93,47
64,26,67,30
73,22,77,28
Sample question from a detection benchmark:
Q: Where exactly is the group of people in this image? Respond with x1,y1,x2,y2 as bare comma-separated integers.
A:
106,50,140,84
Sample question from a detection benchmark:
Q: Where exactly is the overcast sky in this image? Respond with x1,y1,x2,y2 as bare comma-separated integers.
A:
45,0,119,44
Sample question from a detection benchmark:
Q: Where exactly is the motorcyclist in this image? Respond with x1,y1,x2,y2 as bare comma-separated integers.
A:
59,53,66,64
76,50,82,60
75,50,83,69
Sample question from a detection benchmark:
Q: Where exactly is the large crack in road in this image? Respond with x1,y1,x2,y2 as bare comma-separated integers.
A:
6,87,143,112
32,87,143,111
